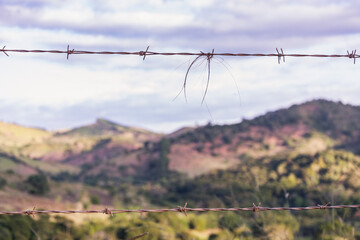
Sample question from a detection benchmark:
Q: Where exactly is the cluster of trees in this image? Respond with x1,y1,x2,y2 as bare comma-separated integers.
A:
3,123,360,239
3,148,360,239
34,147,357,239
141,149,360,239
0,172,51,195
0,208,357,239
25,174,50,195
0,177,6,189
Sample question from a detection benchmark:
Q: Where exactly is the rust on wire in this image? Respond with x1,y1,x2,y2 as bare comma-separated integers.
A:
252,203,261,212
103,207,113,216
0,46,359,61
127,232,149,240
177,202,188,216
2,203,360,216
318,202,331,210
25,207,37,218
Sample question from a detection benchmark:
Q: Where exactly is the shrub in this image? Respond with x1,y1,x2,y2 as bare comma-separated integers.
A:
90,194,100,205
25,174,50,195
0,177,6,189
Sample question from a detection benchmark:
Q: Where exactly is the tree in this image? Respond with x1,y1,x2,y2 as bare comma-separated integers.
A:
151,138,171,179
159,138,170,174
25,174,50,195
0,177,6,189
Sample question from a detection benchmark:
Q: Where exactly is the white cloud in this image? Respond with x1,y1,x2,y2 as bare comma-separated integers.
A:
0,0,360,132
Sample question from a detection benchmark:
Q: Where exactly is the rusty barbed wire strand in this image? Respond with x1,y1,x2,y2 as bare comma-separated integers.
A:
1,203,360,216
127,232,149,240
1,45,358,102
0,45,359,63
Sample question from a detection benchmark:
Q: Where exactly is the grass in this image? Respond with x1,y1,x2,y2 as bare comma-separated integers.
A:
20,157,80,174
0,121,50,147
293,131,334,156
0,157,17,171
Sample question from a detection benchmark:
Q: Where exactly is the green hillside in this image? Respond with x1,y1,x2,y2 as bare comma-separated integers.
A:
0,118,159,176
2,99,360,239
242,99,360,152
0,121,50,147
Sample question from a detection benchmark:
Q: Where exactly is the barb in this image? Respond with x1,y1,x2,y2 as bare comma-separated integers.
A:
103,207,113,216
177,202,188,216
252,202,261,212
25,207,37,218
139,46,150,60
2,202,360,216
276,48,285,64
1,46,9,57
66,45,74,60
347,49,358,64
317,202,331,209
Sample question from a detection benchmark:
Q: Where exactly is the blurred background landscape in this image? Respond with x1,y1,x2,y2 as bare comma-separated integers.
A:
1,0,360,239
2,99,360,239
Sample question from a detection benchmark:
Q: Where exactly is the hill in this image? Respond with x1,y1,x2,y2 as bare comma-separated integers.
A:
0,118,160,177
3,99,358,179
163,99,360,176
1,99,359,180
2,99,360,239
58,118,155,138
0,121,50,147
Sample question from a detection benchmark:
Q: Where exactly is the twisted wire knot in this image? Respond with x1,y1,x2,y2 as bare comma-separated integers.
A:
177,202,188,216
1,46,9,56
317,202,331,210
103,208,113,216
25,207,37,218
66,45,74,60
252,202,261,212
276,48,285,64
347,50,358,64
139,46,150,60
200,49,215,61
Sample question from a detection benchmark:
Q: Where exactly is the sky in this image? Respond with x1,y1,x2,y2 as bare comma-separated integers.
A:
0,0,360,133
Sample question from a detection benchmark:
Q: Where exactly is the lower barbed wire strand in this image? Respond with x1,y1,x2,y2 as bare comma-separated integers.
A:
2,204,360,216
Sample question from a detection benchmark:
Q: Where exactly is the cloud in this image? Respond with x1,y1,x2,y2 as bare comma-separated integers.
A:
1,0,360,132
1,0,360,52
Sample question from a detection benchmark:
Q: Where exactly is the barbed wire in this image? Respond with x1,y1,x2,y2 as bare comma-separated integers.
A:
1,202,360,217
127,232,149,240
0,45,359,64
2,45,358,102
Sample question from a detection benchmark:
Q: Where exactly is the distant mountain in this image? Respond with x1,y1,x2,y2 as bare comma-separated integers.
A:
0,118,160,177
67,99,360,180
1,99,360,179
165,99,360,176
58,118,154,137
244,99,360,143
